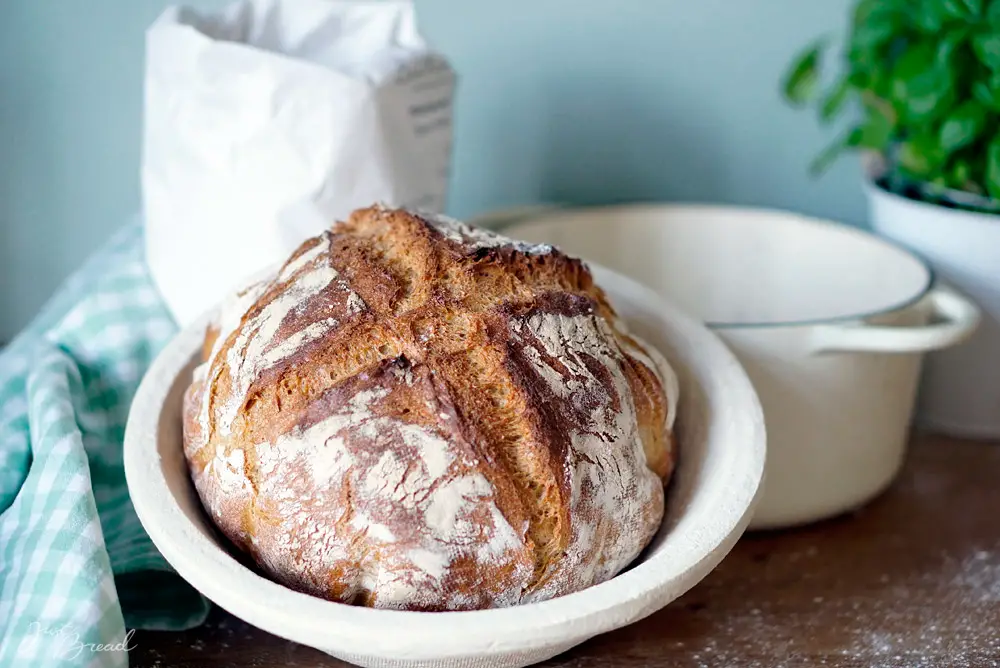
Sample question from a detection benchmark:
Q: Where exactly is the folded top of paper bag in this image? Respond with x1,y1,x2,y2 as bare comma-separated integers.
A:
142,0,455,326
171,0,430,83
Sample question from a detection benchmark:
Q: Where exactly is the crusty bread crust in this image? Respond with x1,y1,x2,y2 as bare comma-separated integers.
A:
182,205,678,611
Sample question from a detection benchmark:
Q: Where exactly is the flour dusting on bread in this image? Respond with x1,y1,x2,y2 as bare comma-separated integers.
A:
231,370,531,609
510,309,664,598
198,231,369,440
218,264,339,433
419,210,554,255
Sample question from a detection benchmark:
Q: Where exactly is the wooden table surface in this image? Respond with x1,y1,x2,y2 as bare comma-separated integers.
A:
131,433,1000,668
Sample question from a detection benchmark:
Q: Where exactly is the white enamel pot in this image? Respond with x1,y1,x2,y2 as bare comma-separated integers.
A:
866,177,1000,438
493,204,981,530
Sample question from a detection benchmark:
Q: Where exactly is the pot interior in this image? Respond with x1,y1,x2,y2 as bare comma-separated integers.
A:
502,204,931,327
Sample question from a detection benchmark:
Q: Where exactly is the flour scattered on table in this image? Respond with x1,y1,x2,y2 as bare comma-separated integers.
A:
834,545,1000,668
677,543,1000,668
952,549,1000,603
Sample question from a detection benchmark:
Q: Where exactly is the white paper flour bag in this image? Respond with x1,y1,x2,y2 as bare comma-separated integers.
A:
142,0,455,325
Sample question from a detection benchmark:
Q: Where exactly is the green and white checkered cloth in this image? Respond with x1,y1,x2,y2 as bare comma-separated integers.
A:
0,221,211,667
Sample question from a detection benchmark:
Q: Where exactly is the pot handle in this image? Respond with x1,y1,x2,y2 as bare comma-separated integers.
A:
810,285,981,354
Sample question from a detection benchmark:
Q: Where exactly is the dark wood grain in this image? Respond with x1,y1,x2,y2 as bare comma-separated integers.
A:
130,433,1000,668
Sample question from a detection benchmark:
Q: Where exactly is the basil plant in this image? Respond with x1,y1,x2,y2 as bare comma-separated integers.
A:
784,0,1000,210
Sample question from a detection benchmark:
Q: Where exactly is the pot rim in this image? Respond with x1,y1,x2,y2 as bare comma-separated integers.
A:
494,202,936,331
861,153,1000,219
711,211,935,331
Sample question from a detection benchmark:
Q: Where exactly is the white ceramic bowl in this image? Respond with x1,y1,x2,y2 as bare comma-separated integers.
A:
124,264,766,668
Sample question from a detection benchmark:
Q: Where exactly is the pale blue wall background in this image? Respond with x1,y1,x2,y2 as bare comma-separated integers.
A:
0,0,862,341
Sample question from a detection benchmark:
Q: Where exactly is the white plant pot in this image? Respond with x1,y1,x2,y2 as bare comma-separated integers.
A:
865,178,1000,438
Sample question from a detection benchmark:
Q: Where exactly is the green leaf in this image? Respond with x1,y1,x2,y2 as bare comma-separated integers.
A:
848,69,869,88
972,74,1000,109
782,40,827,106
943,0,982,19
973,33,1000,70
851,19,899,53
965,153,988,193
848,49,893,99
890,43,957,123
949,158,974,189
858,103,895,149
898,134,948,178
940,101,988,152
938,28,972,64
914,0,949,32
819,77,852,123
809,105,895,176
852,0,875,25
988,0,1000,25
851,0,904,50
809,127,864,176
854,0,899,26
986,134,1000,199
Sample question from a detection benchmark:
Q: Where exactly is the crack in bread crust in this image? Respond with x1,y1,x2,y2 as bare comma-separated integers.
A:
183,205,676,610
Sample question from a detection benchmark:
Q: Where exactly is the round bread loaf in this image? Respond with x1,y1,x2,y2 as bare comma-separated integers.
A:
182,205,679,611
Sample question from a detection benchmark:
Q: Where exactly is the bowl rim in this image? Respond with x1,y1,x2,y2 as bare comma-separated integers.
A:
124,263,766,659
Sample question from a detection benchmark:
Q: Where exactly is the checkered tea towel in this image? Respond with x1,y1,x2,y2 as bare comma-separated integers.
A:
0,221,211,667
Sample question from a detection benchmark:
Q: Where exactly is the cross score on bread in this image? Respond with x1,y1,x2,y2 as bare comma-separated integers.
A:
182,206,679,611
